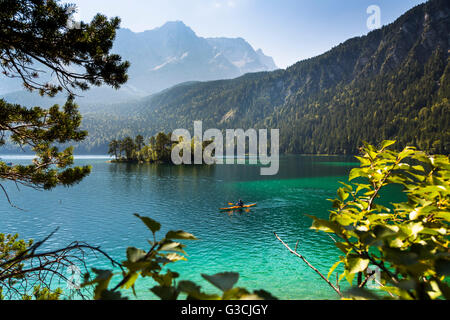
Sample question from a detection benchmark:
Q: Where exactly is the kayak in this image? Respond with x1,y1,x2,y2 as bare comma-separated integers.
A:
220,203,257,210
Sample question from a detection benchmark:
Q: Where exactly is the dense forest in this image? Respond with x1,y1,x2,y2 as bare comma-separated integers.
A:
76,0,449,155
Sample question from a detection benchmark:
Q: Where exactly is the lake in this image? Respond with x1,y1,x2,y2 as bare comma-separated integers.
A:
0,155,387,299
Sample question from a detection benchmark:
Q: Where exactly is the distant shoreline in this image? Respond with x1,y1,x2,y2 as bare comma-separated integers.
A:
0,155,112,160
0,153,357,160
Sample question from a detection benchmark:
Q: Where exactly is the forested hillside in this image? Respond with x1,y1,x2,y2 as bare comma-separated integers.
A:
79,0,449,154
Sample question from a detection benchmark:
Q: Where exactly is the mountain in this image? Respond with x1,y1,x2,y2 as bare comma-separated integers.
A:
78,0,449,155
0,21,278,106
113,21,278,97
206,37,277,74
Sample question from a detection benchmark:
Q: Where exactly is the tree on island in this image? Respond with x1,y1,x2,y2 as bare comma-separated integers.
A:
108,139,120,160
135,135,144,151
120,137,136,160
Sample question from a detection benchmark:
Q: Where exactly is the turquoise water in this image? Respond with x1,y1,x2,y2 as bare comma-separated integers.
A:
1,155,370,299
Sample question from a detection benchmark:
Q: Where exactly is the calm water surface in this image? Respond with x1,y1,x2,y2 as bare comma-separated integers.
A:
1,155,396,299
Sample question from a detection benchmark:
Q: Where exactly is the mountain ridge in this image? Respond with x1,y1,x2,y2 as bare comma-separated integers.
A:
0,21,278,105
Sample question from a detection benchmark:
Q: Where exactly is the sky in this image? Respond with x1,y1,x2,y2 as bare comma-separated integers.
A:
65,0,426,69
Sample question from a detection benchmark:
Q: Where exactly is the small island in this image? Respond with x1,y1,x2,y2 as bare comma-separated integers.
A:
108,132,213,164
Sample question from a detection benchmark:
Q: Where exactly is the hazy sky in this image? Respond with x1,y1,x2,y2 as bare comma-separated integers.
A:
65,0,426,68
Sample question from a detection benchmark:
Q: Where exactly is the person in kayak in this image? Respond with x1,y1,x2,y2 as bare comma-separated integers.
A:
236,199,244,207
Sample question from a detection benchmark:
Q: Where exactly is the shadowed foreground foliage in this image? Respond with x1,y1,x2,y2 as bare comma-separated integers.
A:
81,214,276,300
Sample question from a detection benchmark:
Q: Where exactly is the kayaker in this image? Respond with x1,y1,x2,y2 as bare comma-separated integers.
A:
236,199,244,207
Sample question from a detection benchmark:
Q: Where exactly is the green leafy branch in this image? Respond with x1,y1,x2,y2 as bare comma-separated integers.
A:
311,141,449,299
276,141,449,300
82,214,277,300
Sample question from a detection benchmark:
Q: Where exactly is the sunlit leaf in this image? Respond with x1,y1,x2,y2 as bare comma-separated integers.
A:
165,230,198,240
327,260,342,280
380,140,396,150
121,272,139,290
346,257,369,274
